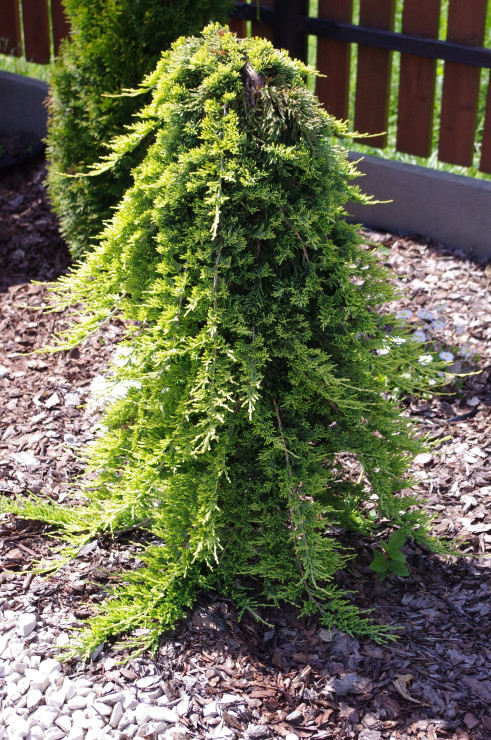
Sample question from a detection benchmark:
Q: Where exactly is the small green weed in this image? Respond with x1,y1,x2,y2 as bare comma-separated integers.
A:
369,529,409,580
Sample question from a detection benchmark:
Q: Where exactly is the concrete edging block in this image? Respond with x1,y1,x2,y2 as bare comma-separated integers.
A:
347,153,491,261
0,69,49,139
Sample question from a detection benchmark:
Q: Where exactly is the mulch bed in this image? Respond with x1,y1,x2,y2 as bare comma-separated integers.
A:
1,154,490,740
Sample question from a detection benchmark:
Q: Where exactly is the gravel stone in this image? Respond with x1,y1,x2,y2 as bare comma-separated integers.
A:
26,688,44,709
38,658,62,677
6,670,22,684
29,706,60,729
44,729,66,740
137,721,167,737
10,716,31,737
110,701,124,728
118,708,136,729
66,696,88,710
25,669,50,692
29,726,45,740
0,635,10,658
70,709,90,729
121,724,138,738
11,661,27,675
121,691,138,710
45,688,67,709
63,677,77,700
66,729,85,740
55,715,72,733
17,613,37,638
149,705,179,723
74,678,93,689
135,675,160,690
203,700,219,717
176,697,191,716
134,704,152,725
100,690,126,705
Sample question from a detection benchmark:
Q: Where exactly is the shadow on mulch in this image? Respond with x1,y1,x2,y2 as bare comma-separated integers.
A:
0,153,71,292
2,515,489,739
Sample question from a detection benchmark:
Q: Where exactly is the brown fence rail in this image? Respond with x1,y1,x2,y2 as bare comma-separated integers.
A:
2,0,490,174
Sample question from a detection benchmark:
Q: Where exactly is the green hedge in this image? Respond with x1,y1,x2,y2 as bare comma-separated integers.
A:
46,0,231,260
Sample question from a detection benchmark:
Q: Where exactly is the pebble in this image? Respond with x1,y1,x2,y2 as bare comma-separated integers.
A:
134,704,152,725
203,700,219,717
39,658,62,676
17,614,37,637
44,729,66,740
67,729,84,740
55,715,72,733
29,706,60,729
67,695,88,710
110,701,124,728
0,600,251,740
149,705,179,723
26,688,43,709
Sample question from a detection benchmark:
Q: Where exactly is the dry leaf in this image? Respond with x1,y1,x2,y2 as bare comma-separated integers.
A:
392,674,429,706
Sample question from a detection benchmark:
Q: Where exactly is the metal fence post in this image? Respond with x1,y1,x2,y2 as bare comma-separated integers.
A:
273,0,309,63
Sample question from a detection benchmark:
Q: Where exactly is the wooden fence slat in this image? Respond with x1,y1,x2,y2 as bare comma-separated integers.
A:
0,0,22,56
438,0,487,167
51,0,70,57
228,18,248,38
479,80,491,174
316,0,353,121
396,0,441,158
21,0,51,63
354,0,395,148
251,0,274,42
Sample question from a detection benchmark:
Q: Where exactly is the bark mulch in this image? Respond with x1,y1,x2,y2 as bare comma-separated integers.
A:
1,155,490,740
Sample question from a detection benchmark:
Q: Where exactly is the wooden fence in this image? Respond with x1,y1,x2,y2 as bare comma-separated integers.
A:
0,0,68,63
2,0,491,174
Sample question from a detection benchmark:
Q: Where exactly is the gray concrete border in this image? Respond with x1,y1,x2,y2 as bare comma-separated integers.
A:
0,69,49,139
347,153,491,261
1,70,490,259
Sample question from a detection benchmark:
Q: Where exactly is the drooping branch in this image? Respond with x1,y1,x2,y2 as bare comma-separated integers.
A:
273,397,306,581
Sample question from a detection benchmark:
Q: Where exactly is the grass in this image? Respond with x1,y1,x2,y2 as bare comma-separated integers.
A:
0,0,54,81
0,53,52,81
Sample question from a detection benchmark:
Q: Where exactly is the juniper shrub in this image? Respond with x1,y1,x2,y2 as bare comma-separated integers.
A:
7,25,453,658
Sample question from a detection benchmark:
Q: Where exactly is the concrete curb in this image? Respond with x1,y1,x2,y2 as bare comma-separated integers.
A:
0,69,49,140
1,70,490,259
347,153,491,261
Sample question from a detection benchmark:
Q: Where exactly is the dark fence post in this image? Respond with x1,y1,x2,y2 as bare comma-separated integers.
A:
274,0,309,63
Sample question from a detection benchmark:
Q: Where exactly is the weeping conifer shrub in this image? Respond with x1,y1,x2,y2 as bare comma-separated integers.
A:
8,25,452,658
46,0,230,261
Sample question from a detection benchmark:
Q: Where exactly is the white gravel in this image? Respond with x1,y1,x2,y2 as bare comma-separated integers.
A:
0,598,259,740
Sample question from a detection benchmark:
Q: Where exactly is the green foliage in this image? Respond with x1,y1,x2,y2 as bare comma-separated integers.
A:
5,25,455,658
369,528,410,581
46,0,231,260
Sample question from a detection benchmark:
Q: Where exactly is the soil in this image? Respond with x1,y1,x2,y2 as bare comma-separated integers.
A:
1,154,490,740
